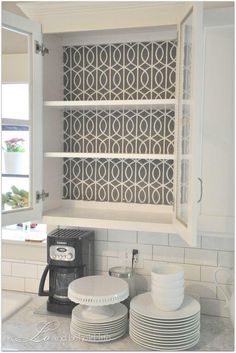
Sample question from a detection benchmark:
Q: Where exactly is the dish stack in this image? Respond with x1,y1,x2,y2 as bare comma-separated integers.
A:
151,264,184,311
70,303,128,342
68,275,129,342
129,264,201,351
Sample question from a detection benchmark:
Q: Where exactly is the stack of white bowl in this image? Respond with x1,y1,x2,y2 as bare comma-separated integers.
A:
151,264,184,311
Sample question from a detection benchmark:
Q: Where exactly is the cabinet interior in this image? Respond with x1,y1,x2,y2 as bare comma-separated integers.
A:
43,26,178,231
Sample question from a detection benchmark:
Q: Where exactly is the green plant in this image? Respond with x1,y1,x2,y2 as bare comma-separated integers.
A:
3,138,25,152
2,185,29,210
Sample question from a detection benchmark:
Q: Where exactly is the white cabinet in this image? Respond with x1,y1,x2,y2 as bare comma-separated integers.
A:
198,8,234,235
2,3,207,246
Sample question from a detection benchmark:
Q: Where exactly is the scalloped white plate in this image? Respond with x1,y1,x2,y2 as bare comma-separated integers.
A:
68,275,129,306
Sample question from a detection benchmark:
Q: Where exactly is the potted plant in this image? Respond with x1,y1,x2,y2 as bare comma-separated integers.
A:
2,138,29,175
2,185,29,211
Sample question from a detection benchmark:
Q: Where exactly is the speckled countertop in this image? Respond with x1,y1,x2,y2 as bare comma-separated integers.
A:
2,295,234,351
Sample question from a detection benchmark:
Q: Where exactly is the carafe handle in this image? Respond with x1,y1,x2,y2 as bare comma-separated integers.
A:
38,264,50,296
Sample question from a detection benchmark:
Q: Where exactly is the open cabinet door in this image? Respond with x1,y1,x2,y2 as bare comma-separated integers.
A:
1,11,43,226
174,3,203,246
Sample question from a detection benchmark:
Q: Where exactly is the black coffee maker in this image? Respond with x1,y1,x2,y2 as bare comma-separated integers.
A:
39,228,94,314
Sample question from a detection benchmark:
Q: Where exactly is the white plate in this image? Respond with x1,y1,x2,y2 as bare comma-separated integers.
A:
70,325,128,336
130,318,200,335
130,310,200,325
72,302,127,323
70,321,127,334
70,327,127,342
130,310,200,326
130,308,200,321
130,293,200,320
130,328,200,346
70,326,127,336
130,324,200,342
71,315,127,328
130,331,200,351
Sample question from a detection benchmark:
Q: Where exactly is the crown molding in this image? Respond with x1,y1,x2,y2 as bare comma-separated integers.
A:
17,1,187,33
17,1,185,17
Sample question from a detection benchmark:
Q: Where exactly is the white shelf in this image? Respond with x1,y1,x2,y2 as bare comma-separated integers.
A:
44,152,175,160
42,200,175,233
44,99,176,110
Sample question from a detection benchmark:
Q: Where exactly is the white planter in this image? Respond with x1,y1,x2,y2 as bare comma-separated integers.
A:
2,152,29,175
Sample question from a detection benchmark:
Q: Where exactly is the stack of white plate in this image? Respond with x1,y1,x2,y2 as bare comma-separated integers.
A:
70,302,128,342
129,293,200,351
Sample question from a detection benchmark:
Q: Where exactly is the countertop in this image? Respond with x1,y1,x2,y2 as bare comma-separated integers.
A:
2,295,234,351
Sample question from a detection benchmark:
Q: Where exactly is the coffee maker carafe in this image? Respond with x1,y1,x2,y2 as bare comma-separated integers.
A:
39,228,94,314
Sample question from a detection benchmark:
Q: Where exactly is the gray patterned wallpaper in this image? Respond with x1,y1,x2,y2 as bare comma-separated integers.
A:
63,41,176,101
63,40,176,205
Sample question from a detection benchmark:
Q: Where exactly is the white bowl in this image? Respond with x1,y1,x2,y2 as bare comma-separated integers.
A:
151,264,184,282
151,277,184,289
151,285,184,297
151,292,184,311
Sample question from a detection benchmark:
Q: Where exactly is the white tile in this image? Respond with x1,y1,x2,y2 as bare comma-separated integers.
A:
218,251,234,268
135,260,166,276
94,270,107,276
200,298,230,317
153,246,184,263
94,241,108,256
12,263,38,279
94,256,108,272
108,230,137,243
201,266,233,284
26,260,47,265
185,280,216,299
181,263,201,281
25,278,40,293
216,284,233,301
2,258,25,263
202,236,234,251
2,261,12,276
138,232,168,245
185,248,217,266
94,229,108,241
137,262,200,281
107,256,120,270
37,265,48,279
169,234,201,248
2,276,24,291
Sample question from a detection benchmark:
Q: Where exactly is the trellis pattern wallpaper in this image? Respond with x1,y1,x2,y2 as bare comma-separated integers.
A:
63,41,177,101
64,108,175,155
63,158,174,204
63,39,176,205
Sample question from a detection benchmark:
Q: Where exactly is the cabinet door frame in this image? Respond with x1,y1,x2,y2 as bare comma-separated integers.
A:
173,3,204,246
2,10,43,226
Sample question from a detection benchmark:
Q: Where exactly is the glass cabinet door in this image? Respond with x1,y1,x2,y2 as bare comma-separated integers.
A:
174,4,203,246
1,11,43,226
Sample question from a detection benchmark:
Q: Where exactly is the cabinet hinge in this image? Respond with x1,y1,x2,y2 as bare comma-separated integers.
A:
36,190,49,203
35,41,49,56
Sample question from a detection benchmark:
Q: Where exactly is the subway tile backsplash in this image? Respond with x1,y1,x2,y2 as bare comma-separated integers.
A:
2,231,234,319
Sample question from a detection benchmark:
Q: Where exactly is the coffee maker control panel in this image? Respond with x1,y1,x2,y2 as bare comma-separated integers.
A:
49,245,75,261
